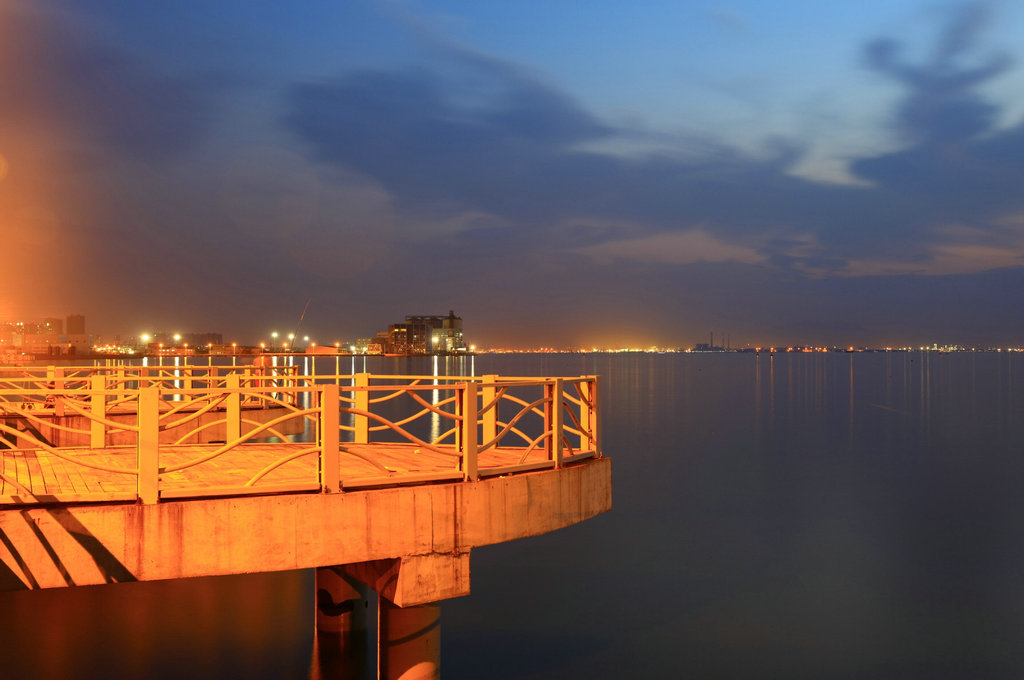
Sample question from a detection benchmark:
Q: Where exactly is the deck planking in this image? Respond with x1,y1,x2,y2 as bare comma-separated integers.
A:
0,442,560,503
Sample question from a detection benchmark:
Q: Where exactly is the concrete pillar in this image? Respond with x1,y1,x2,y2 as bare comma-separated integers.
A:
378,600,441,680
315,566,371,635
314,567,374,677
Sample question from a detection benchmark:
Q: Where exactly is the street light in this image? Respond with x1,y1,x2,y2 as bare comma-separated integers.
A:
271,332,278,351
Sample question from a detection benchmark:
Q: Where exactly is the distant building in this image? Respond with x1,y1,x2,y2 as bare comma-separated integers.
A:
365,311,467,355
0,316,90,354
65,314,85,334
183,332,223,347
379,311,465,355
354,337,384,355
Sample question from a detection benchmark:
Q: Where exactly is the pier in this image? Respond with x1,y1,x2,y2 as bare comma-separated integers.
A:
0,365,611,677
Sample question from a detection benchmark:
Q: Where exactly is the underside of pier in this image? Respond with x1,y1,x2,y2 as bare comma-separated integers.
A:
0,456,611,604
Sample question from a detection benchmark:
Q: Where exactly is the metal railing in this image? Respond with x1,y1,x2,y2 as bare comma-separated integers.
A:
0,364,305,412
0,372,601,505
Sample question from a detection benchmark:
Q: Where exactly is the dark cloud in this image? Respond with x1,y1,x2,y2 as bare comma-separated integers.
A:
282,1,1024,280
852,2,1024,231
283,58,621,222
283,54,833,247
0,5,222,161
863,2,1012,145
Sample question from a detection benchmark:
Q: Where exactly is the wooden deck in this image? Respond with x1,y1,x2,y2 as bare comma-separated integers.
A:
0,442,570,504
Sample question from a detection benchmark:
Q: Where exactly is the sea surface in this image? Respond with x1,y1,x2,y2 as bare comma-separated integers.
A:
3,351,1023,679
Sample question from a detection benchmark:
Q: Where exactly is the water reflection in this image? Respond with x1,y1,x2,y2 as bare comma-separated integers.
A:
1,571,316,680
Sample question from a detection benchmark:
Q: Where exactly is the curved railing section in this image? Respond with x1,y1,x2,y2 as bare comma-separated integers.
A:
0,370,601,505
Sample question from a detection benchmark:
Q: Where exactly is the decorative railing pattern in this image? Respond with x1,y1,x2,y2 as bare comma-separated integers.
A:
0,372,601,505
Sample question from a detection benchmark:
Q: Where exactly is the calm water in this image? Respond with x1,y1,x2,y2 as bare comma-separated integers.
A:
3,352,1023,678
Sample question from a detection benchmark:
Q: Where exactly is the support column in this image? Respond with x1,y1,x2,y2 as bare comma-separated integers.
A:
378,600,441,680
314,566,374,677
315,566,372,636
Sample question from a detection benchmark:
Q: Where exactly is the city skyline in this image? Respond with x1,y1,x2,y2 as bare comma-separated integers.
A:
3,1,1024,349
4,311,1022,356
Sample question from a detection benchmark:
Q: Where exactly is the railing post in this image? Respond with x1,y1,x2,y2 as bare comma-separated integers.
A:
578,376,599,454
50,366,65,416
461,381,478,481
117,367,127,402
481,374,498,447
320,384,340,493
90,374,105,448
546,379,563,468
137,386,160,504
589,375,601,456
354,373,369,444
241,368,253,405
226,373,241,443
454,384,464,452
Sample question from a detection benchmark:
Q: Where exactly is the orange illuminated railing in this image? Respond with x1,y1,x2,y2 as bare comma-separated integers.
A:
0,373,601,505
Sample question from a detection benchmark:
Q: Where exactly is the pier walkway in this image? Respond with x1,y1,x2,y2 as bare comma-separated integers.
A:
0,365,612,677
0,366,602,505
0,367,610,598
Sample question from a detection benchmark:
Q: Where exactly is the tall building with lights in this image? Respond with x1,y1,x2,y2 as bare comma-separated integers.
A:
381,311,465,354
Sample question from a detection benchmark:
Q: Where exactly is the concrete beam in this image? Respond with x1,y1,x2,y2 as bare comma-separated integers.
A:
342,552,471,607
0,457,611,597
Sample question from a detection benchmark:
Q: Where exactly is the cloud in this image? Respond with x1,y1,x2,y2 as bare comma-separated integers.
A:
0,4,223,162
283,55,619,223
863,2,1012,146
279,1,1024,288
573,228,766,266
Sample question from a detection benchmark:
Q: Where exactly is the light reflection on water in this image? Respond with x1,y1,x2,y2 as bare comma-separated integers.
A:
3,352,1023,678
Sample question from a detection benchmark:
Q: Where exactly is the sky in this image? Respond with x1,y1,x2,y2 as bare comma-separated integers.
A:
2,0,1024,348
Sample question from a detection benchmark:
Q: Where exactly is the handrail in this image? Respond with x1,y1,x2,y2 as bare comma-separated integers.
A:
160,407,320,473
0,372,601,505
